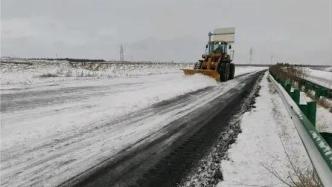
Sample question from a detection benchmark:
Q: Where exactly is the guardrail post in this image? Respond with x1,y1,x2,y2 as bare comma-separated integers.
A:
293,89,300,104
298,101,316,126
304,82,310,92
299,80,305,91
307,101,316,126
306,82,310,90
316,88,327,98
321,133,332,147
328,90,332,99
282,80,287,88
315,88,321,99
285,84,291,93
299,104,308,117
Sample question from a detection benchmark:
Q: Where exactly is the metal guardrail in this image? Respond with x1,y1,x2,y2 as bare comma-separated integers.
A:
269,73,332,186
300,78,332,99
269,65,331,99
269,68,332,142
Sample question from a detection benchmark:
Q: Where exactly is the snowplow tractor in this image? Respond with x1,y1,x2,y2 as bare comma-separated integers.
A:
182,27,235,82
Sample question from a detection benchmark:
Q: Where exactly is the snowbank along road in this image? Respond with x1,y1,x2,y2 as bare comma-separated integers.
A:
0,61,266,186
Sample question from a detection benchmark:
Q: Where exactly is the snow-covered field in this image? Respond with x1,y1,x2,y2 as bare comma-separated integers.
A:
310,66,332,72
0,60,266,186
218,73,312,186
0,60,191,89
1,61,265,89
303,67,332,89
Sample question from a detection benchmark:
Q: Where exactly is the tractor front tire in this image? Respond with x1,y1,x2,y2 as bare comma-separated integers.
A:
219,63,229,82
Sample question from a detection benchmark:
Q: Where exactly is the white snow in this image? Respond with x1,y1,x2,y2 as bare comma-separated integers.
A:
235,66,267,76
316,105,332,133
0,61,191,90
303,67,332,89
298,91,332,133
0,61,265,186
218,73,312,187
324,67,332,72
321,66,332,72
1,73,218,150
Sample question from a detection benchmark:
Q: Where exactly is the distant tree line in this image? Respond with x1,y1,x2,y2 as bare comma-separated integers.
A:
28,58,106,62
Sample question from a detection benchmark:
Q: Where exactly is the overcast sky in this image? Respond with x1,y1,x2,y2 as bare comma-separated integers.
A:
1,0,332,64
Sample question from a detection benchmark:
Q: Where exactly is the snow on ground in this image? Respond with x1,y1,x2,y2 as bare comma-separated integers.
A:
235,66,267,76
302,67,332,89
317,105,332,133
1,73,218,150
0,61,265,186
299,92,332,133
0,60,191,89
323,66,332,72
218,73,312,187
309,66,332,72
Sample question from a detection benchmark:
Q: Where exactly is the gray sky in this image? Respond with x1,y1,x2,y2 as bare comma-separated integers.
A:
1,0,332,64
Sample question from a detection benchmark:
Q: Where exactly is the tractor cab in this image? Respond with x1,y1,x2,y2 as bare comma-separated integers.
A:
203,41,232,62
206,41,228,54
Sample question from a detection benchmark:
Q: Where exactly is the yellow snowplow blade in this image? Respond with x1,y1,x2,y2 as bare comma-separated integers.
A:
182,69,220,81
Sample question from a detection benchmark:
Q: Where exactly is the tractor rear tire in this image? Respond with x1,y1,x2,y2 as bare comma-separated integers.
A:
229,63,235,79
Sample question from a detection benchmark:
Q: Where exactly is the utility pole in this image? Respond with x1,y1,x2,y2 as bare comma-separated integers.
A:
120,44,124,62
249,48,253,64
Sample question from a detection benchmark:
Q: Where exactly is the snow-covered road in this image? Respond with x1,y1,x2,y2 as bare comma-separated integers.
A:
0,62,265,186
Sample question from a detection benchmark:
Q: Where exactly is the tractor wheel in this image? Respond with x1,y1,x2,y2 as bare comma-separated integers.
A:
219,63,229,82
225,63,230,80
229,63,235,79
